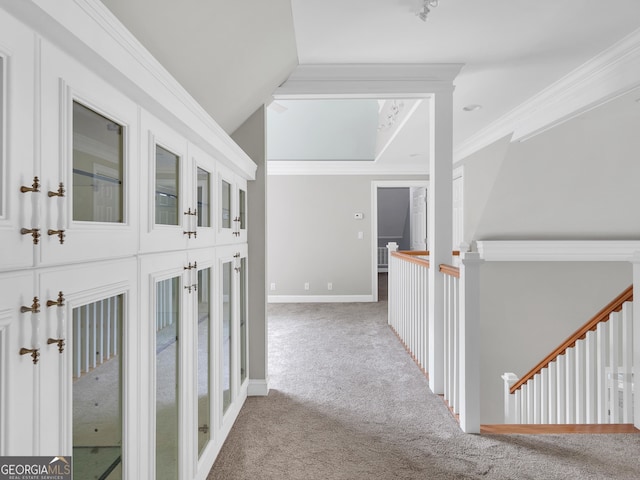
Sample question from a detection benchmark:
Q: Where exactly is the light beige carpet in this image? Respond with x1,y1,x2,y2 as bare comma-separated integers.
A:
208,301,640,480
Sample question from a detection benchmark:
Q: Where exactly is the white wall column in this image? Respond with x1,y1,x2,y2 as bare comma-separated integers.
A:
458,252,482,433
428,89,454,394
232,106,269,396
632,252,640,429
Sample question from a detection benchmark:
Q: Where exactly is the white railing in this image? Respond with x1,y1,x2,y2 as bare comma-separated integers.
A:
503,287,634,425
441,265,460,417
388,243,481,433
73,295,121,379
387,243,430,375
378,247,389,270
440,256,482,433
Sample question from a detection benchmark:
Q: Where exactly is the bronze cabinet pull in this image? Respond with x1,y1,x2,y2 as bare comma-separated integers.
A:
19,347,40,364
47,338,65,353
20,176,40,193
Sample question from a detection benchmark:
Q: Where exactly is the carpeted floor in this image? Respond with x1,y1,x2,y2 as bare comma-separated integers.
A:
208,300,640,480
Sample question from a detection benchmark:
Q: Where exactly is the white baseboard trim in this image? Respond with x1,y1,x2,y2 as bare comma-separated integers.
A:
268,294,375,303
247,378,270,397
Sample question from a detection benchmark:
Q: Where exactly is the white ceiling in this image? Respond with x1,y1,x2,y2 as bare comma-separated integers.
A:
102,0,640,159
290,0,640,148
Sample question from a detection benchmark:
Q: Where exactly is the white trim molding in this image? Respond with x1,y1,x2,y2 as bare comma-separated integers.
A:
455,27,640,163
267,161,429,176
247,379,270,397
268,295,374,303
477,240,640,262
273,64,463,98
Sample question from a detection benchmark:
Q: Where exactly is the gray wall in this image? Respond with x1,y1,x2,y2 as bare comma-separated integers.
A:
232,106,267,383
460,89,640,423
268,175,426,298
464,89,640,242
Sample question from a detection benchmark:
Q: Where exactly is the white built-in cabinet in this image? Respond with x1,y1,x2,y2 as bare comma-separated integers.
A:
217,163,248,245
0,3,254,480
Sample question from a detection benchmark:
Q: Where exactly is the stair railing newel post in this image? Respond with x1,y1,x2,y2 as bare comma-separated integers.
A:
458,250,483,433
387,243,399,331
501,373,519,424
631,252,640,430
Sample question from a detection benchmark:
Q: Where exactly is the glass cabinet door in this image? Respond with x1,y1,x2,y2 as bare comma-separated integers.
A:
40,43,139,266
221,261,233,415
72,295,123,480
155,145,180,226
196,267,212,457
72,102,124,223
239,256,248,385
155,276,180,480
236,178,248,243
188,143,216,246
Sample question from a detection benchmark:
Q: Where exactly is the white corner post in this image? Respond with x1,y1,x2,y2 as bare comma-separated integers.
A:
458,251,483,433
502,373,519,424
428,88,454,394
632,252,640,429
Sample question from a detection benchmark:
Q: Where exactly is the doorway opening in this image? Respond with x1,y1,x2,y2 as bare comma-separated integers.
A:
372,180,428,302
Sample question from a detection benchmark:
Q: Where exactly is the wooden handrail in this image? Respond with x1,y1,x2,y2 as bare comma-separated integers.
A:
390,250,461,270
510,285,633,394
439,264,460,278
391,251,430,268
395,250,461,256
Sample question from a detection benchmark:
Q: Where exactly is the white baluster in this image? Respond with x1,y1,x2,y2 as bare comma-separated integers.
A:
540,367,549,424
526,383,534,424
575,340,586,423
521,384,528,423
596,321,609,423
609,312,621,423
533,374,541,423
515,388,522,424
452,276,459,414
548,360,557,423
113,295,119,356
566,347,576,423
556,354,566,423
585,330,598,423
98,300,104,366
90,302,97,369
83,304,90,374
74,308,81,378
622,302,633,424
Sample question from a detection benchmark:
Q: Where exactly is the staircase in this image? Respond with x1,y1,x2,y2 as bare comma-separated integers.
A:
502,286,634,426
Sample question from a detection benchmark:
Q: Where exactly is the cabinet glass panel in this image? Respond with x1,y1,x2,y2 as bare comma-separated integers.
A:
239,189,246,230
73,294,123,480
155,146,180,225
156,277,180,479
0,57,4,216
221,180,231,229
197,268,211,457
240,257,247,384
197,167,210,228
72,102,124,223
222,261,232,413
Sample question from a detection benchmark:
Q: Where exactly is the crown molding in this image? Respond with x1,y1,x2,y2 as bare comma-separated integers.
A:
477,240,640,262
267,160,428,176
7,0,256,179
455,27,640,163
274,63,463,98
